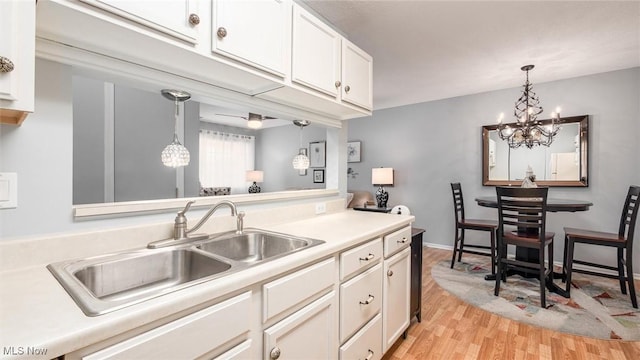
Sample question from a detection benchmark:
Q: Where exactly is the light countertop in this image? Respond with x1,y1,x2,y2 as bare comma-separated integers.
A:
0,210,413,359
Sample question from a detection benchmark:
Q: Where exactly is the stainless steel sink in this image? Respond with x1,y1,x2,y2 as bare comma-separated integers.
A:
48,229,324,316
48,248,233,316
197,229,324,264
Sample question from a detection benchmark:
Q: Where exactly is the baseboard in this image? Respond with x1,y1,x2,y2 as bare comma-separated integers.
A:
422,240,640,280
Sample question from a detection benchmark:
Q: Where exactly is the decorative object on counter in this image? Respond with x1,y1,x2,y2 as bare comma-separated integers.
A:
432,257,640,340
309,141,326,168
292,120,310,171
313,169,324,183
391,205,411,215
246,170,263,193
199,186,231,196
372,167,394,208
521,165,538,188
353,206,392,213
160,89,191,168
496,65,562,149
347,141,361,162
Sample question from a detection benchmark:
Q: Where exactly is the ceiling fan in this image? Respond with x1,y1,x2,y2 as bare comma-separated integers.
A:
215,112,277,129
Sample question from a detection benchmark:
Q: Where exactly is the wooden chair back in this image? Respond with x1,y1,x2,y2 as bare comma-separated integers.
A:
619,186,640,245
496,187,549,244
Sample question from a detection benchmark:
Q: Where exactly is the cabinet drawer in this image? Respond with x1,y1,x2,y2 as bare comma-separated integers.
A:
340,238,382,281
83,292,251,360
339,313,382,360
263,257,335,322
340,263,382,343
212,339,252,360
383,226,412,258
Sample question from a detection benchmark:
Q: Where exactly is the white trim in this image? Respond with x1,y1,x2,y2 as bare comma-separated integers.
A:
74,189,339,218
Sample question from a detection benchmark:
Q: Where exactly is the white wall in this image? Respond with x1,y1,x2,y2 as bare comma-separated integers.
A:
347,67,640,268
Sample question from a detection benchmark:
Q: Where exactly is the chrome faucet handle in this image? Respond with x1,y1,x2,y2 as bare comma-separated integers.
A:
236,211,245,234
174,200,196,240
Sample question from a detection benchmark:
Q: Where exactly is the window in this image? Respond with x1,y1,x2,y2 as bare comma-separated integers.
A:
199,130,255,194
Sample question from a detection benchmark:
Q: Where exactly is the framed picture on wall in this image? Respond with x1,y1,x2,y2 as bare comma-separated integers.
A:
347,141,361,162
298,148,308,176
313,169,324,183
309,141,326,168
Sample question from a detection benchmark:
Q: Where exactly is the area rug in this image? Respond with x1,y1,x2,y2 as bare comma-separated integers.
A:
431,258,640,340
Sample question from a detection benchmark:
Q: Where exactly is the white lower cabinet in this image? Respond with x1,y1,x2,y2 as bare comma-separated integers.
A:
382,246,411,353
264,291,337,360
79,292,252,360
339,314,382,360
213,339,252,360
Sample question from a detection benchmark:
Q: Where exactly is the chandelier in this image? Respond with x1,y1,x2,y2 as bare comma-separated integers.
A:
497,65,561,149
160,89,191,167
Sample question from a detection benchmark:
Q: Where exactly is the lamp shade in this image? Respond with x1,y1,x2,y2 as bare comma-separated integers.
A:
246,170,264,182
372,167,393,185
247,118,262,129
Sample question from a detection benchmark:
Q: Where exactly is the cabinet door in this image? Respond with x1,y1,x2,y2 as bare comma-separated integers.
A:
79,0,200,44
83,292,252,360
264,291,337,360
291,3,341,98
213,0,290,77
341,39,373,110
0,0,35,125
382,247,410,353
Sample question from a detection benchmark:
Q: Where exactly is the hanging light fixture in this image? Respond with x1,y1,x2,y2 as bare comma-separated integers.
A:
497,65,561,149
292,120,310,170
161,89,191,168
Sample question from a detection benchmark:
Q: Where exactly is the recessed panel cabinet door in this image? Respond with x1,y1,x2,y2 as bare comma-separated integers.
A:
213,0,290,77
79,0,200,44
264,291,337,360
382,247,410,353
0,0,35,125
291,3,341,98
342,39,373,110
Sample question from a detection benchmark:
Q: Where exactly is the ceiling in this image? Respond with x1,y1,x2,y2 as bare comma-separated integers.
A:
303,0,640,110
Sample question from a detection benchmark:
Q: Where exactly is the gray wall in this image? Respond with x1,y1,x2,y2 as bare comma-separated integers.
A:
347,67,640,268
257,124,327,192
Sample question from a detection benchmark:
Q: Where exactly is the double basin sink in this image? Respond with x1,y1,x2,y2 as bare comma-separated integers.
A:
47,229,324,316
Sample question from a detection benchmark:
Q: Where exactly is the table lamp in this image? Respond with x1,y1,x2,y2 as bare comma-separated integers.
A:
372,167,393,208
246,170,264,193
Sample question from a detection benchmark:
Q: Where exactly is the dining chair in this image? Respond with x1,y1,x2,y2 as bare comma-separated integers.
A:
494,186,554,308
450,183,497,274
563,185,640,308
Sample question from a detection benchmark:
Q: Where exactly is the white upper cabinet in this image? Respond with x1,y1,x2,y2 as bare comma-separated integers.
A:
291,3,341,98
212,0,290,77
0,0,35,125
79,0,201,44
342,38,373,110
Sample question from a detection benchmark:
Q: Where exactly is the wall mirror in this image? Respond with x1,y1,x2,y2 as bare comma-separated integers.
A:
482,115,589,187
72,73,335,212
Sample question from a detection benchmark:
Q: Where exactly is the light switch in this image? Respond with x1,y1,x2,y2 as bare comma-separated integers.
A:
0,173,17,209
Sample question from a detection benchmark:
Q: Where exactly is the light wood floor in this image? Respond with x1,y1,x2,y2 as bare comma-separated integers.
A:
383,247,640,360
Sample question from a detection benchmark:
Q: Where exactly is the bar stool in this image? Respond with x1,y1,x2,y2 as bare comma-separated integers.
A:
563,185,639,308
450,183,497,274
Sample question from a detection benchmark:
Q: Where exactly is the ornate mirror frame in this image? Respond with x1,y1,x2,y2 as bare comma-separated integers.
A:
482,115,589,187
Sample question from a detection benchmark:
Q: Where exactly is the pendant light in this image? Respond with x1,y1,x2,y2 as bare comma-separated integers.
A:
161,89,191,168
292,120,310,170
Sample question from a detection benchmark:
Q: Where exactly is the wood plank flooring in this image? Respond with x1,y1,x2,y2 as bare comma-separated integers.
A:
383,248,640,360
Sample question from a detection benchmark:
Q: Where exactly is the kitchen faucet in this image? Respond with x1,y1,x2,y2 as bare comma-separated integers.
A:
148,200,244,248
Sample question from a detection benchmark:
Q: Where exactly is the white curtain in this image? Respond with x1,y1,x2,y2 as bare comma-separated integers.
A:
199,130,255,194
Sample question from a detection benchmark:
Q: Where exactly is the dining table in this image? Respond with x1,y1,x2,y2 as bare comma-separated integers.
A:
475,195,593,297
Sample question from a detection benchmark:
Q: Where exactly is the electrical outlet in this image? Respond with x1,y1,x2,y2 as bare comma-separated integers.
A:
315,202,326,214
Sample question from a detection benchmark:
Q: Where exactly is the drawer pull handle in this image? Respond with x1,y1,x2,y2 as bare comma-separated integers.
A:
387,269,394,277
359,295,375,305
359,253,375,261
397,237,408,244
270,346,281,359
344,85,351,93
364,349,374,360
